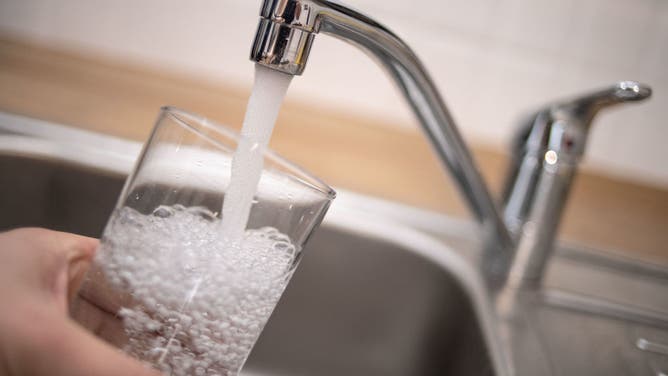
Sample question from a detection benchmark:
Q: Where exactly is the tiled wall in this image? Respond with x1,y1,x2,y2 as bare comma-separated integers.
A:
0,0,666,186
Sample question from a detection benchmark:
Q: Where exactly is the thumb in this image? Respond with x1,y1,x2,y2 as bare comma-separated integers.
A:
61,232,99,304
0,228,97,312
33,228,99,312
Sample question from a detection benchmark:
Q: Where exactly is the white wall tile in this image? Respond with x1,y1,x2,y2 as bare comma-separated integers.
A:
493,0,578,55
641,0,668,83
353,0,500,37
0,0,666,186
567,0,656,71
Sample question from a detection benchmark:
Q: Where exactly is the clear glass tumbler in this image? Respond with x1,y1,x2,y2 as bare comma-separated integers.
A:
71,106,335,376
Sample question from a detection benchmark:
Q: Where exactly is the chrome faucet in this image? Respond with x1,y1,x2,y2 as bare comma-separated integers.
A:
249,0,652,286
503,81,652,285
250,0,513,278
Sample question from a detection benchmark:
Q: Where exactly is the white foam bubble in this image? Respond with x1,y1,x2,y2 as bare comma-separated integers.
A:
96,205,298,376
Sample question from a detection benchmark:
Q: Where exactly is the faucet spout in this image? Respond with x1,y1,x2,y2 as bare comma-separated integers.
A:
251,0,513,262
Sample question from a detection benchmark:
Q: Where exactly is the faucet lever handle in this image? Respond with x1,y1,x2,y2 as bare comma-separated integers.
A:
551,81,652,126
503,81,652,285
543,80,652,160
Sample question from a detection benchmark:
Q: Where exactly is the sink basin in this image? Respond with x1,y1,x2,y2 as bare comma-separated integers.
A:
3,111,667,375
249,224,492,375
0,115,498,375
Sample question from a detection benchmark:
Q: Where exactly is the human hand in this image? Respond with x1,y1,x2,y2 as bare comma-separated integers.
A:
0,228,161,376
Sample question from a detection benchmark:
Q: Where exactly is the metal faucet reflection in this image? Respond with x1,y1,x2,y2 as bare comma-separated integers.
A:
503,81,652,285
249,0,652,287
251,0,513,281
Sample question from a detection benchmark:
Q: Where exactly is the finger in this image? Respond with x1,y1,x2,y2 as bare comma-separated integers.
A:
0,228,98,311
47,228,99,262
61,319,163,376
37,229,99,311
70,293,128,348
62,235,99,303
14,314,162,376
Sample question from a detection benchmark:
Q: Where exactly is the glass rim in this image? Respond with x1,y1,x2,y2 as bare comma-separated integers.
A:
160,105,336,201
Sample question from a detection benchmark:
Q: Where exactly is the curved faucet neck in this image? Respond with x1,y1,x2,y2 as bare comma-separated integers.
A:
251,0,514,278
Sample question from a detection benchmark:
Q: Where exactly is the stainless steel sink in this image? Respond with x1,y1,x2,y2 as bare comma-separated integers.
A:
250,227,495,375
0,153,495,375
0,113,499,375
2,112,668,375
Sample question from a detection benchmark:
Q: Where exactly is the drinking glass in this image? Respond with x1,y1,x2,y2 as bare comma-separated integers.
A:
71,106,335,376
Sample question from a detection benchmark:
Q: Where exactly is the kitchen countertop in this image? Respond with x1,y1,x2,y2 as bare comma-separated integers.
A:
1,36,666,264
